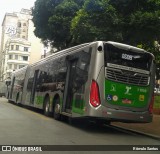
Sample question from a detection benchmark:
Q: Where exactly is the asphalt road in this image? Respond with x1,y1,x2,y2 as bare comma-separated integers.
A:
0,97,159,154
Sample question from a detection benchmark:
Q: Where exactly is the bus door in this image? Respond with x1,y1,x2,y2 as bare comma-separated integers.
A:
30,69,39,104
63,57,77,113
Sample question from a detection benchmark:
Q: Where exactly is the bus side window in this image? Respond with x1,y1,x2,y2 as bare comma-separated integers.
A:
55,57,67,82
27,70,34,91
37,71,48,92
72,49,92,92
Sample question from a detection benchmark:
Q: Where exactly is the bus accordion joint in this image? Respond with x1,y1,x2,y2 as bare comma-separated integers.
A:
90,80,101,107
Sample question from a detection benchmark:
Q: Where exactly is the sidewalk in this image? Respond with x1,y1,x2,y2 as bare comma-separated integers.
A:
112,114,160,139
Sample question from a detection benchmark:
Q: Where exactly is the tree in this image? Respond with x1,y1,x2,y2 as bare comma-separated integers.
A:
32,0,84,49
71,0,160,62
109,0,160,62
32,0,61,41
71,0,121,45
32,0,160,62
111,0,160,42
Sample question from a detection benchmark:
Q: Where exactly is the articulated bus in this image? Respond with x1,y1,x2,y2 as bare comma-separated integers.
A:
7,41,155,124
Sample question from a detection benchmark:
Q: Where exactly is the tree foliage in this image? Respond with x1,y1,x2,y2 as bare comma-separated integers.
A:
110,0,160,43
32,0,160,62
32,0,84,49
71,0,121,45
109,0,160,62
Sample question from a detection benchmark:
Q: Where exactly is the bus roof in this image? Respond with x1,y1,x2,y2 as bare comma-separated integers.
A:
12,65,28,75
30,42,90,68
12,41,155,74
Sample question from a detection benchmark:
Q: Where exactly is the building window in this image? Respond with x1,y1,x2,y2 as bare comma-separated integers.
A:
16,45,19,50
19,65,25,69
11,45,14,50
22,56,28,61
7,72,12,77
24,47,28,52
14,64,17,70
15,55,18,60
22,36,25,39
9,55,13,59
8,64,12,69
23,23,26,26
18,22,21,28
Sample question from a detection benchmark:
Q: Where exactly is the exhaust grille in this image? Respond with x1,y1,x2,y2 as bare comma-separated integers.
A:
106,68,149,86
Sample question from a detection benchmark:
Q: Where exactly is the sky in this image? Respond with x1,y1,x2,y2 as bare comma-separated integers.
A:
0,0,36,24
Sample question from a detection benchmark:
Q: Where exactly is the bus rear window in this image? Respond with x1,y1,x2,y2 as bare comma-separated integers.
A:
104,44,152,71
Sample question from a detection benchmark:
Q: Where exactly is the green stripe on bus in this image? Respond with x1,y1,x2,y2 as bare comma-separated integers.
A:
105,80,150,108
35,96,44,105
72,99,84,115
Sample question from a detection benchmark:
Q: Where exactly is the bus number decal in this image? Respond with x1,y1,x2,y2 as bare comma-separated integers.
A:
122,53,133,60
137,88,147,93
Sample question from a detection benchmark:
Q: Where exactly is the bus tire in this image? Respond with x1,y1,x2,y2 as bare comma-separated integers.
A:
16,93,19,104
44,96,50,116
53,98,61,120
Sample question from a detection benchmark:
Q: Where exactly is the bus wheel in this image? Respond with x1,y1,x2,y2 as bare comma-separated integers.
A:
44,97,50,116
53,98,61,120
16,93,19,104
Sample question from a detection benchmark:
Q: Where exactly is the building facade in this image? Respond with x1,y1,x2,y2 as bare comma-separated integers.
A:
0,9,43,81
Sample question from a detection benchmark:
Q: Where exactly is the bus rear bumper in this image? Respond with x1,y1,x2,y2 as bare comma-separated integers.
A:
106,109,152,123
88,106,153,123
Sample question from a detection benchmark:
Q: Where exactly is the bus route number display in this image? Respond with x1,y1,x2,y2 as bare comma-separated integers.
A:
122,53,133,61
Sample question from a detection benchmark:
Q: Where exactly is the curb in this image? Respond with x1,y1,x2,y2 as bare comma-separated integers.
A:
111,124,160,141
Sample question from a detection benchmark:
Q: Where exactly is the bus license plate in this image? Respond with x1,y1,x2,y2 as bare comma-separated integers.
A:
122,98,132,104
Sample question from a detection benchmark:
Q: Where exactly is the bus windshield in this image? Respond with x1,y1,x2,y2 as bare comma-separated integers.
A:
104,43,152,71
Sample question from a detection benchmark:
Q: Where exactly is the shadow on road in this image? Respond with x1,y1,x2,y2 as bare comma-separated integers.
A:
61,117,143,138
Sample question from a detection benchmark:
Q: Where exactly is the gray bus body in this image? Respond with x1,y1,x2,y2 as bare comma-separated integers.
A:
8,41,155,123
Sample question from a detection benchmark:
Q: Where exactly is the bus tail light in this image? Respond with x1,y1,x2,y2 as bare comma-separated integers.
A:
90,80,101,107
149,94,154,114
